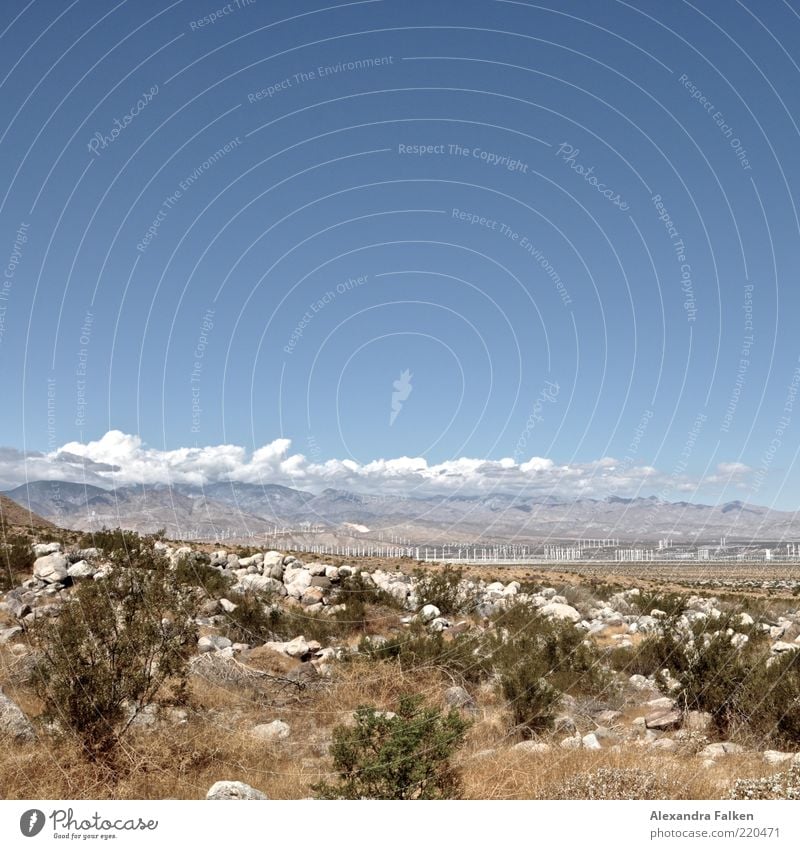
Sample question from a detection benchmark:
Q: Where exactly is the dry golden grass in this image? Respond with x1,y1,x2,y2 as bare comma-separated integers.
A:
2,551,796,800
0,649,788,801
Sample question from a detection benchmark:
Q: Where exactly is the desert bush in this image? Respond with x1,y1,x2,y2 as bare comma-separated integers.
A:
608,628,685,678
80,527,155,565
498,662,562,736
312,694,469,799
487,602,612,737
221,592,280,645
490,603,609,695
0,533,34,589
548,766,678,800
332,573,403,632
632,590,687,619
412,564,470,615
739,650,800,749
31,553,199,760
173,557,231,598
658,618,800,746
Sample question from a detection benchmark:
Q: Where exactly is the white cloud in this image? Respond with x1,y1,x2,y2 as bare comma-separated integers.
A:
0,430,753,499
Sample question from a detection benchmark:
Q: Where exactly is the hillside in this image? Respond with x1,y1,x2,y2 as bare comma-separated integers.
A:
0,493,55,530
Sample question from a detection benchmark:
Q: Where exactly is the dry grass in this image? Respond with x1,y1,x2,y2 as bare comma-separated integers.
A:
2,551,797,800
459,747,779,800
0,649,787,800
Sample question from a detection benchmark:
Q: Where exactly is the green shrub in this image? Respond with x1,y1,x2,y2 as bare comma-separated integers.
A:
31,554,199,760
498,662,562,736
331,573,403,633
0,533,34,590
656,618,800,744
174,557,231,598
412,565,470,615
739,650,800,749
312,694,469,799
487,602,611,736
221,592,280,645
632,590,687,619
608,629,685,678
79,527,156,565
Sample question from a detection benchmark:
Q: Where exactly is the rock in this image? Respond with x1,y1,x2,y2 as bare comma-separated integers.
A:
239,575,285,596
738,613,754,627
651,738,678,752
629,674,653,691
419,604,441,623
198,635,232,653
645,696,675,712
0,687,36,742
429,617,451,632
771,641,798,655
261,550,283,568
310,576,332,589
67,560,96,579
645,710,682,731
730,633,749,649
512,740,552,753
6,596,31,619
237,555,261,568
206,780,268,800
559,735,582,750
763,750,794,765
582,732,602,750
540,602,581,622
32,542,61,556
300,588,324,607
595,710,622,726
33,552,69,583
220,598,238,613
284,573,312,599
700,742,745,758
443,686,475,710
285,636,309,659
251,720,291,742
324,566,340,580
0,626,22,644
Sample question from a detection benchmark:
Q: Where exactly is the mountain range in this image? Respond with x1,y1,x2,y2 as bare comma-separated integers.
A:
2,480,799,544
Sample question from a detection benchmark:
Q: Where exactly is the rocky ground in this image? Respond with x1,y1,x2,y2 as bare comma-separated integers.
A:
2,531,800,800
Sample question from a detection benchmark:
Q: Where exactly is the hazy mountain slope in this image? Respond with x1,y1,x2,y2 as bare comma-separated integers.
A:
2,481,798,542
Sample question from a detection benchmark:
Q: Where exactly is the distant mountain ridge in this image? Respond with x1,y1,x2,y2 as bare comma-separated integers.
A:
2,480,798,543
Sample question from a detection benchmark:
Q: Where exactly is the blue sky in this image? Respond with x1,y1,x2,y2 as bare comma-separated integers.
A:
1,0,799,507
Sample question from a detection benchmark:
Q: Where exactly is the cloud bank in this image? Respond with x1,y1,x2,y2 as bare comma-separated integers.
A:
0,430,752,499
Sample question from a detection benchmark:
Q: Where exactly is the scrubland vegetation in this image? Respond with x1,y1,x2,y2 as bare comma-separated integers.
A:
2,527,800,800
